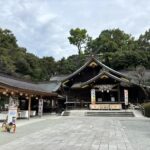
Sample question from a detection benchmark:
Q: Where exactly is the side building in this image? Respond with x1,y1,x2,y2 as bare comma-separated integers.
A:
0,75,61,119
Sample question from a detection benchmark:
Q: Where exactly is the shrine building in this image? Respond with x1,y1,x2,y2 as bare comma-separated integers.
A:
60,56,149,110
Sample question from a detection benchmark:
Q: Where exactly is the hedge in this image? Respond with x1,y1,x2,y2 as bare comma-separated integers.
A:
142,102,150,117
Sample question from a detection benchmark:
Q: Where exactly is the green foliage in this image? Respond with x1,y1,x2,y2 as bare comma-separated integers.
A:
56,55,86,75
0,27,150,82
68,28,90,55
86,29,136,54
138,29,150,51
142,102,150,117
108,50,150,70
0,28,17,49
40,57,56,80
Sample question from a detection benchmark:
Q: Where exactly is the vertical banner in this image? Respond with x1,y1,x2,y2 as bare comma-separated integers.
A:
52,99,55,108
38,99,43,117
124,89,128,105
91,89,96,104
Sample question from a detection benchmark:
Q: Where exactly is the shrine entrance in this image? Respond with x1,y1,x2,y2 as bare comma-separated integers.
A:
96,90,118,103
93,84,119,103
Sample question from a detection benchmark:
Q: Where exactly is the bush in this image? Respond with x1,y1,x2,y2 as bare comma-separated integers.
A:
142,102,150,117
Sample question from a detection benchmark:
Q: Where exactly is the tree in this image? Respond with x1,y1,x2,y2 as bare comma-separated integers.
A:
87,29,136,54
68,28,90,55
138,29,150,51
0,28,18,48
134,65,146,84
40,57,56,80
109,50,150,70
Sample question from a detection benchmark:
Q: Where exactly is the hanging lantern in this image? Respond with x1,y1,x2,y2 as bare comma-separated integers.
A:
2,91,6,95
11,91,14,95
20,92,23,96
36,97,38,100
107,90,109,93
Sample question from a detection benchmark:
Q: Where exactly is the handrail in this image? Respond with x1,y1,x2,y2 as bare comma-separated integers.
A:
139,104,145,116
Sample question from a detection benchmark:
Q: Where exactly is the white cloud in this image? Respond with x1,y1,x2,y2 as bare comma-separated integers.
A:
0,0,150,60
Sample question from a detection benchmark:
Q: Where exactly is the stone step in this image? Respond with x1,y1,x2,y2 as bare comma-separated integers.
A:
61,111,70,116
61,110,134,117
85,111,134,117
69,111,85,116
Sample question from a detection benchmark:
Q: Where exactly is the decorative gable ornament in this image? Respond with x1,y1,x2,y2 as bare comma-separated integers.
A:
100,74,108,79
88,62,98,68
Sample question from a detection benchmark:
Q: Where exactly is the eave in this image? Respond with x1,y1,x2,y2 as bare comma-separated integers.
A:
62,56,129,83
81,71,130,87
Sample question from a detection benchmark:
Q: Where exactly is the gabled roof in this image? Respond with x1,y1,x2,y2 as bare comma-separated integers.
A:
81,71,130,87
62,56,129,82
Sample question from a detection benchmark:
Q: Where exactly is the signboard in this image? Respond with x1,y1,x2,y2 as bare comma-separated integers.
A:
7,96,18,124
124,89,128,105
90,104,122,110
91,89,96,104
38,99,43,117
8,106,17,124
109,104,122,110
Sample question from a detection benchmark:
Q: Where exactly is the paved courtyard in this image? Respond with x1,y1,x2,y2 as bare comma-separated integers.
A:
0,116,150,150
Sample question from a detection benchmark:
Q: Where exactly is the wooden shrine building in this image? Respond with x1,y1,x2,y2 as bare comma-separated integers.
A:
0,75,61,119
61,56,149,110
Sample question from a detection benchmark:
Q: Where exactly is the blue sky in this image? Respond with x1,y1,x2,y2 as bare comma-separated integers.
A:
0,0,150,60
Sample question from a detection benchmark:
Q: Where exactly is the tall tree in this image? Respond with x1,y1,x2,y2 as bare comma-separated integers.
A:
87,29,136,54
138,29,150,51
40,56,56,80
0,28,18,48
68,28,90,55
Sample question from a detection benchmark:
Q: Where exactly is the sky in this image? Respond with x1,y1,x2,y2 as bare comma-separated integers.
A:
0,0,150,60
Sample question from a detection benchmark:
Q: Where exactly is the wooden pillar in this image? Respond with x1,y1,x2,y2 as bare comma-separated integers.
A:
66,95,68,110
28,96,31,119
118,85,120,102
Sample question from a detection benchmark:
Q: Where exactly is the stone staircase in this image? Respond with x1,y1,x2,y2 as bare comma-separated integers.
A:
85,111,134,117
61,110,135,117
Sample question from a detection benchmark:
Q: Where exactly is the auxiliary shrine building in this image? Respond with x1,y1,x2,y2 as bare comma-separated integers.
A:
59,56,149,110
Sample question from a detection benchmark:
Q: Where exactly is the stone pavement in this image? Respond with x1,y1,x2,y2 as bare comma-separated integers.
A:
0,116,150,150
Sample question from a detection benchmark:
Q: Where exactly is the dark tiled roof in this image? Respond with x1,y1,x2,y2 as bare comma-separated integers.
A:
38,81,61,92
62,56,129,81
0,75,60,95
50,75,68,81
